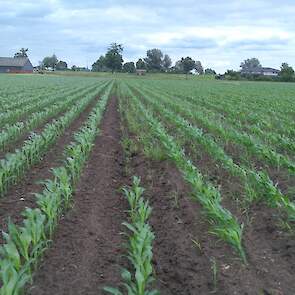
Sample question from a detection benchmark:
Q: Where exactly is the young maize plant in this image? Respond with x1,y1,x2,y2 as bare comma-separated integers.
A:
0,81,109,151
121,84,246,262
143,79,295,138
0,83,112,295
185,88,295,140
133,85,295,225
0,87,67,128
104,176,159,295
161,86,295,174
0,208,47,295
0,82,109,197
0,80,101,128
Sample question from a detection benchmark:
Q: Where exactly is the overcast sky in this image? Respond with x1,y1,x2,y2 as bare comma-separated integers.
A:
1,0,294,72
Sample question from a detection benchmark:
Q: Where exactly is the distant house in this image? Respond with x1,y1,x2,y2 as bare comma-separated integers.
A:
260,67,280,76
136,69,146,76
241,67,280,76
0,57,34,73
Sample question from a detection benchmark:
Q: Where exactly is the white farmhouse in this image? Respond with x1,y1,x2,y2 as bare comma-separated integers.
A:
261,68,280,76
241,67,280,76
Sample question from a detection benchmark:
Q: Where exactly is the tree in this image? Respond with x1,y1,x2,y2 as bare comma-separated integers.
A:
123,62,135,73
240,58,262,72
173,60,184,73
180,57,195,77
71,65,77,71
205,68,216,75
14,48,29,58
280,63,295,82
163,54,172,71
104,43,123,73
92,55,107,72
195,60,204,74
42,54,58,70
136,58,146,70
144,48,163,71
56,60,68,70
225,69,240,80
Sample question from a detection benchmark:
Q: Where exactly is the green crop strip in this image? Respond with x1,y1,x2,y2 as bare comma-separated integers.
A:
133,81,295,174
104,176,159,295
0,81,110,197
0,81,109,151
136,81,295,155
140,79,295,135
0,82,113,295
128,84,295,225
119,82,246,263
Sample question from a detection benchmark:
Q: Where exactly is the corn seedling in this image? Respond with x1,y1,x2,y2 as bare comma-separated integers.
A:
0,83,113,294
104,176,159,295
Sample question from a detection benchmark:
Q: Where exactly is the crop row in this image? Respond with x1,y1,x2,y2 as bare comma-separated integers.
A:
135,82,295,176
129,83,295,226
0,82,112,295
0,83,94,129
0,87,56,112
0,86,52,109
173,88,295,151
104,176,158,295
145,79,295,123
119,82,246,262
0,80,109,151
143,80,295,140
0,81,109,197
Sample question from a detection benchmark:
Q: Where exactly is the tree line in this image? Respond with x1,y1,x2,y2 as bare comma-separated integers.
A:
13,47,294,82
91,43,215,75
11,46,218,76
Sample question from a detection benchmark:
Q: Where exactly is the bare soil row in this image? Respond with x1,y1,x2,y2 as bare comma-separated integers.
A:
5,96,291,295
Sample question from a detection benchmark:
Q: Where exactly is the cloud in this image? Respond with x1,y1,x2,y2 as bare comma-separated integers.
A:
0,0,295,73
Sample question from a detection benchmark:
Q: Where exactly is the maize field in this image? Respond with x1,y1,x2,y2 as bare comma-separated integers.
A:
0,74,294,294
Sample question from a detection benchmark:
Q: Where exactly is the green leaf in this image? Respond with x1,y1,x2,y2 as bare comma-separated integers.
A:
103,286,123,295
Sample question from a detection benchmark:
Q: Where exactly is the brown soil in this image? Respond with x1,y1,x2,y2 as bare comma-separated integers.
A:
127,151,215,294
158,90,295,196
0,93,100,240
129,86,295,294
0,106,70,159
127,141,295,295
223,141,295,200
10,93,293,295
0,86,101,157
180,138,295,295
0,87,67,131
26,96,127,295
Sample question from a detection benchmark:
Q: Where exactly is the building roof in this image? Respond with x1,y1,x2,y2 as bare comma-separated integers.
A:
261,67,280,73
241,67,280,74
0,57,30,67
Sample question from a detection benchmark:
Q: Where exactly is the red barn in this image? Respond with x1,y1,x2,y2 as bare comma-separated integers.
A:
0,57,33,73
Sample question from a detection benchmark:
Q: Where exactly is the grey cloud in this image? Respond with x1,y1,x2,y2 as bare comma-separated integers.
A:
0,0,294,72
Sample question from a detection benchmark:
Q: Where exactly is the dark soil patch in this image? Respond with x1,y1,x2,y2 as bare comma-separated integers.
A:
127,152,215,294
224,141,295,201
0,93,100,240
159,93,295,198
185,140,295,294
0,106,70,159
0,85,102,157
26,96,127,295
244,202,295,294
124,87,295,294
128,142,295,295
